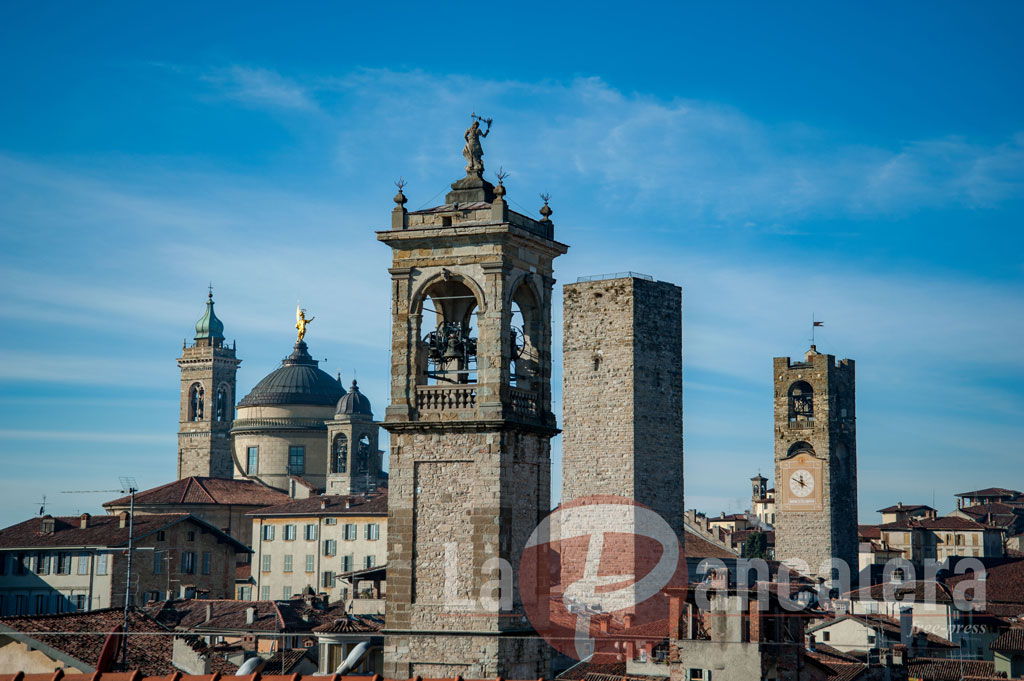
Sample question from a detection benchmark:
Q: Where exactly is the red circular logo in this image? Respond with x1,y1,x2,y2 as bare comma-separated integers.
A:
520,495,687,662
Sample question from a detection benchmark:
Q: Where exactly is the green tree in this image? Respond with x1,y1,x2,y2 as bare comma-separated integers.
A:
744,531,768,560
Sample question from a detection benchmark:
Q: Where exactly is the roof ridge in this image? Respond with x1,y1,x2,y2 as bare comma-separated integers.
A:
192,476,217,502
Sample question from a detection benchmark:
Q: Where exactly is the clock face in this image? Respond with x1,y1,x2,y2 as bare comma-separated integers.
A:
789,469,815,497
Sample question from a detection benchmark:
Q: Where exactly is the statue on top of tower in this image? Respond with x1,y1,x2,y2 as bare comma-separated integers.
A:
295,304,314,341
462,113,492,175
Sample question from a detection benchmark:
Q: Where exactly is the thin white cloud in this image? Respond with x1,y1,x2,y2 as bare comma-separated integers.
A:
202,66,319,112
0,429,171,444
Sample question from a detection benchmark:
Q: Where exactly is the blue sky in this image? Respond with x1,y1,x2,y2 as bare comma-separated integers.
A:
1,2,1022,528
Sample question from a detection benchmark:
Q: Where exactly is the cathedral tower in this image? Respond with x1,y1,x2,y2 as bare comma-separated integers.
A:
561,275,684,536
773,346,858,579
379,122,567,679
177,292,241,479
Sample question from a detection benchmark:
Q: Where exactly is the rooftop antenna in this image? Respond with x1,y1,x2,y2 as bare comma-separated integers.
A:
37,495,46,516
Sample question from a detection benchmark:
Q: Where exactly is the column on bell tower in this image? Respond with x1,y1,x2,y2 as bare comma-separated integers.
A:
378,126,568,679
177,291,241,479
326,379,381,495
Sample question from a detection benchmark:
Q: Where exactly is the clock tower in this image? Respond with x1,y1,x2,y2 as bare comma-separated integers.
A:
773,346,858,580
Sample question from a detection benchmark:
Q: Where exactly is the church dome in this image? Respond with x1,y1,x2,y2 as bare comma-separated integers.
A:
194,292,225,341
238,340,345,407
335,379,373,416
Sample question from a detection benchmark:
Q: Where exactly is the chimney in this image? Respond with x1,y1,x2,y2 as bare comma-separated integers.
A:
807,633,816,652
345,498,352,510
41,516,55,535
118,511,129,529
172,637,211,675
205,603,213,622
623,613,635,629
320,497,327,511
246,607,256,625
898,502,903,510
80,513,90,529
899,606,913,647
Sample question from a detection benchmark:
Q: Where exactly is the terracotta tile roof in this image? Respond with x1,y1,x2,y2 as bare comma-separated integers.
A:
0,513,246,552
945,557,1024,604
879,515,989,531
247,492,388,517
0,608,235,675
808,642,862,663
906,657,996,680
235,563,252,580
684,529,739,559
956,487,1022,498
845,579,954,604
261,648,313,674
858,525,881,540
147,598,346,633
556,660,661,681
0,675,548,681
816,661,867,681
990,626,1024,652
104,477,290,508
876,503,934,513
312,614,383,633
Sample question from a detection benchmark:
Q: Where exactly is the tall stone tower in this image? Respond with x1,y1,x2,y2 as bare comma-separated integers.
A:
177,292,241,479
561,274,684,537
379,122,567,679
773,346,858,579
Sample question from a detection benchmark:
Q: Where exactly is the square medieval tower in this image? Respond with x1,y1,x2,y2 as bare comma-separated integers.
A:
561,274,684,537
773,347,858,580
378,142,567,678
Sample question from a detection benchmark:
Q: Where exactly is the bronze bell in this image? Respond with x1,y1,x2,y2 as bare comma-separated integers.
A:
443,335,461,360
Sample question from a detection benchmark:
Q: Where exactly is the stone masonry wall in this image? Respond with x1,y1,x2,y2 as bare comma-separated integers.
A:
561,277,684,537
177,344,239,480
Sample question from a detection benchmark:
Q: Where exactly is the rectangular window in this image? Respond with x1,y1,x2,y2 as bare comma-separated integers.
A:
263,525,275,541
247,446,259,474
77,553,89,575
324,539,337,556
35,552,49,575
261,586,270,601
57,553,72,575
364,555,376,569
262,554,272,572
238,586,251,601
284,555,293,573
305,555,315,572
96,553,108,575
187,531,196,542
201,551,211,575
284,524,296,541
322,571,335,588
288,446,305,475
822,631,831,641
0,553,6,575
323,517,337,525
181,551,196,574
365,523,379,541
14,552,26,575
344,524,358,541
35,594,48,614
342,555,353,572
157,530,166,541
72,595,86,611
304,524,318,541
283,586,292,599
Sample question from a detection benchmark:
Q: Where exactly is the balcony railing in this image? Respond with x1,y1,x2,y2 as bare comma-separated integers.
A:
416,384,477,412
509,387,538,416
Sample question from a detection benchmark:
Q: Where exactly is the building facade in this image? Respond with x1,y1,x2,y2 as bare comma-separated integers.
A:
177,293,241,480
379,137,567,678
561,274,684,537
773,346,859,580
0,513,247,615
247,493,387,603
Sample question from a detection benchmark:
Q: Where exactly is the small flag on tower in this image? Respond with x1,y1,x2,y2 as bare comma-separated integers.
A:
813,321,824,327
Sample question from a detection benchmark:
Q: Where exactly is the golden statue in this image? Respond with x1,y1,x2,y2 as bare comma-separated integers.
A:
296,304,314,341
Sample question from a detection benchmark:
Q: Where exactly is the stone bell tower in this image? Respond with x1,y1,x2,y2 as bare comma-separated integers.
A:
773,346,857,579
177,291,241,479
379,120,568,679
325,379,382,496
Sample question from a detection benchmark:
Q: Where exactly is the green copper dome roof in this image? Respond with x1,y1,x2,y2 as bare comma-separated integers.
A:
238,340,346,408
195,292,225,341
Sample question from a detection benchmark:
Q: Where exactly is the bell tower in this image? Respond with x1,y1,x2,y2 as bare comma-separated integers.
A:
177,291,240,479
379,120,568,679
773,346,858,580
